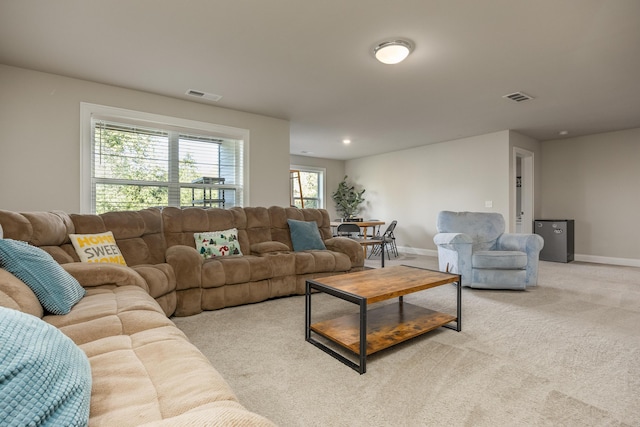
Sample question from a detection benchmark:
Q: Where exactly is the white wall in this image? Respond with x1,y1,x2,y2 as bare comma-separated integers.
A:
345,131,511,254
540,128,640,265
289,155,345,220
0,65,290,212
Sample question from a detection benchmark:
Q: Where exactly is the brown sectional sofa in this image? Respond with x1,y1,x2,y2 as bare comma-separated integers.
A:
0,206,364,425
162,206,363,316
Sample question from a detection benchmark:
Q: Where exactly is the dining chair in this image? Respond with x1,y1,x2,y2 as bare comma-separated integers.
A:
336,223,362,238
369,220,398,259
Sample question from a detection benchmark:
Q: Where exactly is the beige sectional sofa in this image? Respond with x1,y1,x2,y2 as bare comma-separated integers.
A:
0,206,364,426
0,263,275,426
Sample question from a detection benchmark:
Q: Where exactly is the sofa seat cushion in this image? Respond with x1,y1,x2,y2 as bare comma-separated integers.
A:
293,250,352,274
44,285,171,345
472,250,527,270
80,324,270,426
215,255,274,285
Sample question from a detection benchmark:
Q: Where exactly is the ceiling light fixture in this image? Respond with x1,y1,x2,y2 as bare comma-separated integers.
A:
373,39,413,64
342,139,351,144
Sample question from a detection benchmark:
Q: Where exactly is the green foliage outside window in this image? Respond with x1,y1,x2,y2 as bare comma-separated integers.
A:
94,127,202,213
292,170,321,208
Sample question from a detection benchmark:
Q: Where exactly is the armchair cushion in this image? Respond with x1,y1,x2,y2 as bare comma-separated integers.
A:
472,251,527,269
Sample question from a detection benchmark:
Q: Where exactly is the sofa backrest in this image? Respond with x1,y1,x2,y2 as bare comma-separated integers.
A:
268,206,333,248
162,206,251,253
0,268,44,318
0,208,165,266
0,210,77,264
437,211,505,251
70,208,166,266
0,206,334,265
162,206,333,253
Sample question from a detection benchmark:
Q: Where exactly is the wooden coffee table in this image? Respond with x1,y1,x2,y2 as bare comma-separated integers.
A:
305,265,461,374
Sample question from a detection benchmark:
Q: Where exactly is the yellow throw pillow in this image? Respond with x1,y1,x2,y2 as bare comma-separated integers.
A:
69,232,127,265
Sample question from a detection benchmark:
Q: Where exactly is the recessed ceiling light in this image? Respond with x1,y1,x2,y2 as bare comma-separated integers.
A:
373,39,413,64
342,139,351,144
559,130,569,136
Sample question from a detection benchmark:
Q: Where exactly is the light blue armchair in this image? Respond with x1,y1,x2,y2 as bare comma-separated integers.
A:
433,211,544,290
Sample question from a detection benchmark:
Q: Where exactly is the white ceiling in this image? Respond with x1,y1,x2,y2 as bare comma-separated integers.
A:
1,0,640,160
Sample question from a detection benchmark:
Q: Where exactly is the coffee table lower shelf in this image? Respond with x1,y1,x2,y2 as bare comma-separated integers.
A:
310,302,456,356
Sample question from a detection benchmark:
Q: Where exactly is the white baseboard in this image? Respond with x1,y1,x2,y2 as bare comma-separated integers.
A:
397,246,438,257
399,247,640,268
574,254,640,268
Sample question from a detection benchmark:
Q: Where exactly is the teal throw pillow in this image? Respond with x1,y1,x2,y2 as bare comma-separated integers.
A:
0,239,85,315
0,306,92,427
287,219,326,252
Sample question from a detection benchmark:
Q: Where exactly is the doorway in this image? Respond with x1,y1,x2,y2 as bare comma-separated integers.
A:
513,148,534,234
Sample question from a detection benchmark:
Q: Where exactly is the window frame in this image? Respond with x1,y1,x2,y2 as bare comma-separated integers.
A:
80,103,250,213
290,165,325,209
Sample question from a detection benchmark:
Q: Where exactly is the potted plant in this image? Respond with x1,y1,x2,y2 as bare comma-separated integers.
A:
332,176,365,221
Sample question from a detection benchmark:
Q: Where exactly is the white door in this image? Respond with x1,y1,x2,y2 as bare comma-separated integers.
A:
513,148,534,234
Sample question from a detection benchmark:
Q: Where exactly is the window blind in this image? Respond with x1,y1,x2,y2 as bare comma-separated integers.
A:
90,118,243,213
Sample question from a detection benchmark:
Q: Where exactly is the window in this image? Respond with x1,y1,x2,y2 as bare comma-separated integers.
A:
290,166,325,209
81,104,249,214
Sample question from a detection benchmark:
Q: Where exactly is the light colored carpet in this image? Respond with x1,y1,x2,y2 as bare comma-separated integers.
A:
173,254,640,426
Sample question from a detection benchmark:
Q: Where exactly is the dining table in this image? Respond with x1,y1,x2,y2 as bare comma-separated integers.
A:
330,220,386,258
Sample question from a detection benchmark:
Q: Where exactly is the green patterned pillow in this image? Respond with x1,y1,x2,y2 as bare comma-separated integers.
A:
0,306,92,426
194,228,243,259
0,239,85,315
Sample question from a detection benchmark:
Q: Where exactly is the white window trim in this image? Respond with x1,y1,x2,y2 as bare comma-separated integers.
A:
80,102,250,213
290,164,326,209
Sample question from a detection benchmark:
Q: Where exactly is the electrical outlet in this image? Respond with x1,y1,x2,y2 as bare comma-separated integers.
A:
485,201,493,208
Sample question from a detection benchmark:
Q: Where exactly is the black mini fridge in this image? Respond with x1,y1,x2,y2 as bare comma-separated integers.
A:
534,219,574,263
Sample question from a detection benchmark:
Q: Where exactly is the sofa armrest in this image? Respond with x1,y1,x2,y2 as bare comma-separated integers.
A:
433,232,473,250
496,233,544,254
250,241,290,255
433,233,473,283
165,245,203,289
62,263,149,292
131,263,176,298
138,401,276,427
324,237,364,268
131,263,177,316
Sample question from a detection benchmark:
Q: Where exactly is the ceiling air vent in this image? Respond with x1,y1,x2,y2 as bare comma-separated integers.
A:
502,92,534,102
185,89,223,102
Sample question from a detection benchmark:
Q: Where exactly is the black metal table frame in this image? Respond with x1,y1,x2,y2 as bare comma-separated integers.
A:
305,266,461,374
